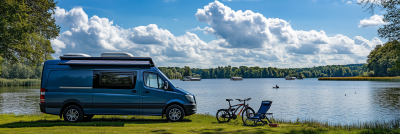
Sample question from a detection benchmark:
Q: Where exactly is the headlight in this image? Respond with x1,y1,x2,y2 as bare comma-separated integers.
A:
185,94,195,103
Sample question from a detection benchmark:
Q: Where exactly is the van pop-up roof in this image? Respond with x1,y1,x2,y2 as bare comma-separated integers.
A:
59,52,155,67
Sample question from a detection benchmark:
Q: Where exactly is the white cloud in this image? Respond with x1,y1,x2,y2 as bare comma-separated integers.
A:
195,1,297,48
359,14,387,28
174,19,178,21
346,1,352,4
51,2,383,68
50,39,66,54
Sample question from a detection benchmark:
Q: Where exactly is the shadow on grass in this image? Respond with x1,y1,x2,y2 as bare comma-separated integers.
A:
151,129,173,134
0,118,192,128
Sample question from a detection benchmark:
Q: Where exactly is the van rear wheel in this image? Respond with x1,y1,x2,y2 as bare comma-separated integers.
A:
166,104,185,122
63,105,83,122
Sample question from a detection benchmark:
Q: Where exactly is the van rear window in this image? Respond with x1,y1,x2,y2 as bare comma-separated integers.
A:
47,71,92,88
93,71,137,89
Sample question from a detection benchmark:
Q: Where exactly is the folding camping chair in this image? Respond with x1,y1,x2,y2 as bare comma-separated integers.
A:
243,100,274,126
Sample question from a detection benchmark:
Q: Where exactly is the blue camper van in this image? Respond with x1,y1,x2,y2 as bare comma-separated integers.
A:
39,52,196,122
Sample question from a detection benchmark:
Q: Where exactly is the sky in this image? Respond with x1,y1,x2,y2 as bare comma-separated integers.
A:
52,0,386,68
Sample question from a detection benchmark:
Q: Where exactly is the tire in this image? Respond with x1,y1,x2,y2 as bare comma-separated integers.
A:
82,115,94,122
241,107,255,123
216,109,231,123
62,105,84,122
165,104,185,122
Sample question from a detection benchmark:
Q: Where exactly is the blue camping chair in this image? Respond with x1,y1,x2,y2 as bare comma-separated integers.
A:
243,100,273,126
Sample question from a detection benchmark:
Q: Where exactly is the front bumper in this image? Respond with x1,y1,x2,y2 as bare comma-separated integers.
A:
184,103,197,116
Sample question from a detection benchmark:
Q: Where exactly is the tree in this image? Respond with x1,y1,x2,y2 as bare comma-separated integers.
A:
359,0,400,41
0,0,59,66
367,40,400,76
183,66,192,76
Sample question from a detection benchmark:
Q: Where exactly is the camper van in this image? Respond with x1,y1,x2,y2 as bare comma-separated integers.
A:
39,52,196,122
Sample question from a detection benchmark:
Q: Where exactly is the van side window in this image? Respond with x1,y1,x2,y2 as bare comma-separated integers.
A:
93,71,137,89
143,72,165,89
47,71,92,88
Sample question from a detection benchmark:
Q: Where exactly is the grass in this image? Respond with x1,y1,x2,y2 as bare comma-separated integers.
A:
0,114,399,133
318,76,400,82
0,78,41,87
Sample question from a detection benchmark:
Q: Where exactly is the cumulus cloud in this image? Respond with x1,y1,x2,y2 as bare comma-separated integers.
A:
194,1,382,55
346,1,352,4
195,1,297,48
359,14,387,28
51,2,383,68
52,7,217,68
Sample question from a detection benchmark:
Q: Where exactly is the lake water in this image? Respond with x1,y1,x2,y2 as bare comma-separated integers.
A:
1,78,400,124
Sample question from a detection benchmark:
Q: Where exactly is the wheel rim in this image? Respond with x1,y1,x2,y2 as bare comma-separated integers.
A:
66,109,79,121
242,108,254,121
169,108,181,121
217,110,228,122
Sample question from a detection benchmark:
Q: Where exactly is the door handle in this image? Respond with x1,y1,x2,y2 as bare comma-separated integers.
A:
143,91,150,93
131,90,137,93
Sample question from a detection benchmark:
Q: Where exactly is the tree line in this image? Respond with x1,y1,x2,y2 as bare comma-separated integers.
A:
0,62,42,79
158,64,368,79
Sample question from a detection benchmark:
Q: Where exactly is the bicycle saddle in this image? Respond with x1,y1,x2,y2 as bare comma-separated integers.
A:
226,99,233,101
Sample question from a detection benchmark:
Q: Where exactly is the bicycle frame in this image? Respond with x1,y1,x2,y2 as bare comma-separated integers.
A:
228,101,250,116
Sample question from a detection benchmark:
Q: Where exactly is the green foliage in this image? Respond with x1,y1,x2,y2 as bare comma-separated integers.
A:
158,67,183,79
360,0,400,41
159,64,367,79
367,40,400,76
0,0,59,66
183,66,192,76
0,63,42,79
319,76,400,82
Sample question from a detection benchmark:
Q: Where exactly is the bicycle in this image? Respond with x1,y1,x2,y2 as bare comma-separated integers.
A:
216,98,255,123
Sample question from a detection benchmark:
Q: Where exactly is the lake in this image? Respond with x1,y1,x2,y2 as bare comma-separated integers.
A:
1,78,399,124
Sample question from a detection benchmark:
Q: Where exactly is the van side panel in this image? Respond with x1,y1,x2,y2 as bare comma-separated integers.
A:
44,67,93,115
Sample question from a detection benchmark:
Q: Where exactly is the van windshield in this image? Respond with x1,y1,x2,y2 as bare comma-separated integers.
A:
154,67,176,88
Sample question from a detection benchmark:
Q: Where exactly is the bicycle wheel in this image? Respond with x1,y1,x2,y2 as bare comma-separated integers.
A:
216,109,231,123
241,107,255,123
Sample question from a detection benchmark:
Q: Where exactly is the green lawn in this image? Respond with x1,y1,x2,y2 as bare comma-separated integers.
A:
0,114,398,133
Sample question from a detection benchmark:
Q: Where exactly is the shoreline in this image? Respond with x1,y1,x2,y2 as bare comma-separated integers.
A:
318,77,400,82
0,79,41,87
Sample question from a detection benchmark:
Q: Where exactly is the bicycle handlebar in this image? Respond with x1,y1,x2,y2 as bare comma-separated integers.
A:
236,98,251,102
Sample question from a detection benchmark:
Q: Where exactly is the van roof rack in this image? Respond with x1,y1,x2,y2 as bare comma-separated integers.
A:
58,57,155,67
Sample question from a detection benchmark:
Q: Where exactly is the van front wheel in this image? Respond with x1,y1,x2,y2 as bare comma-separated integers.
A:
63,105,83,122
166,104,185,122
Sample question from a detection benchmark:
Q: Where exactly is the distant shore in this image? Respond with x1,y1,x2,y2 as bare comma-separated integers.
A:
0,79,40,87
318,77,400,82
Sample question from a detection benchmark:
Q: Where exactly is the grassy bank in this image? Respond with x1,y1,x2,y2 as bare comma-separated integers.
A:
0,79,41,87
0,114,398,133
318,77,400,82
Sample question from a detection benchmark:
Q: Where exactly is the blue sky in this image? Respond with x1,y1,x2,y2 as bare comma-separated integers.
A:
52,0,386,68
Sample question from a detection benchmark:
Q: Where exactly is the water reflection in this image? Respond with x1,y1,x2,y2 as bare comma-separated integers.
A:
372,87,400,110
1,79,400,124
0,86,40,115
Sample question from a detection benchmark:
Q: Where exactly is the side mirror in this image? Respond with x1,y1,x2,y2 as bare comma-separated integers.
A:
164,81,169,90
